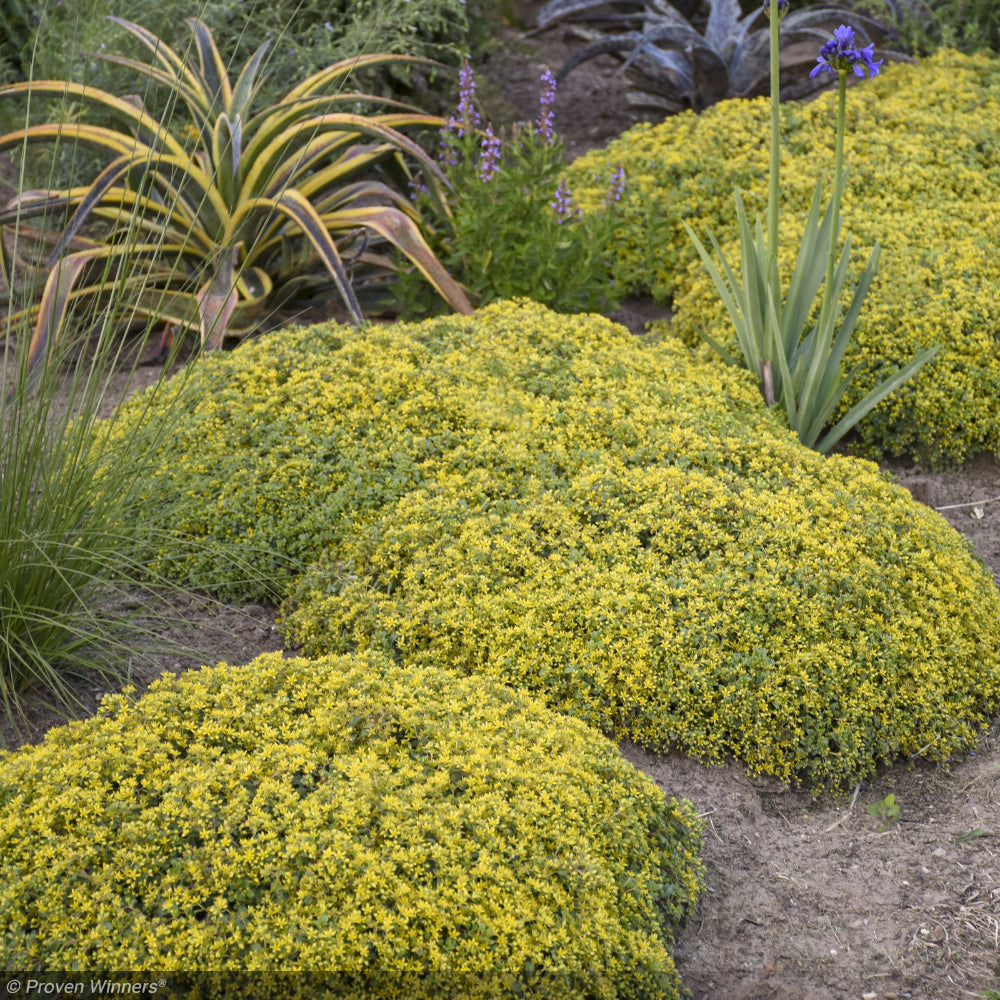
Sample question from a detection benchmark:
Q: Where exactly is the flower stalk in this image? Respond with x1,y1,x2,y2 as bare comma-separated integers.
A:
766,0,782,270
683,7,940,454
816,70,848,346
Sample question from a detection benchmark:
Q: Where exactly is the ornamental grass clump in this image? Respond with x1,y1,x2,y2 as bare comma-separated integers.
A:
104,300,1000,791
563,48,1000,467
0,16,471,378
0,650,704,996
685,6,939,453
0,245,279,743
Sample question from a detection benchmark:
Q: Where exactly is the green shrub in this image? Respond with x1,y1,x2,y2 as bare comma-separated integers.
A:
398,64,625,318
4,0,475,192
0,650,704,995
18,0,472,113
565,49,1000,467
0,17,471,369
106,301,1000,790
865,0,1000,56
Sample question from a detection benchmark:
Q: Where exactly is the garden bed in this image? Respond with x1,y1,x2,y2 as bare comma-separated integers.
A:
1,3,998,997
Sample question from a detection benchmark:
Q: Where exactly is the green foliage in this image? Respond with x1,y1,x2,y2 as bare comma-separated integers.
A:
868,792,900,828
0,0,34,83
685,16,939,453
15,0,473,119
565,49,1000,466
0,650,704,994
534,0,892,114
866,0,1000,56
0,17,471,371
399,67,625,316
0,242,274,741
105,301,1000,790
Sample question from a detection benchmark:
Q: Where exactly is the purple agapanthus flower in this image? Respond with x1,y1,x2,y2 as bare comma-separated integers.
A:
536,68,557,144
810,25,883,79
478,125,501,182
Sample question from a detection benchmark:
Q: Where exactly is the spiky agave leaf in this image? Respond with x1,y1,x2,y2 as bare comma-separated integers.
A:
0,17,471,379
538,0,897,111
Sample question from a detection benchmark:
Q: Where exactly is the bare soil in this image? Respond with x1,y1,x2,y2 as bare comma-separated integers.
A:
2,6,999,996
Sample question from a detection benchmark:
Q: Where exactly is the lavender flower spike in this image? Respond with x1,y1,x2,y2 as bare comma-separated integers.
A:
810,25,883,79
478,125,501,182
456,58,481,135
536,68,556,144
762,0,788,17
550,177,578,223
602,163,626,206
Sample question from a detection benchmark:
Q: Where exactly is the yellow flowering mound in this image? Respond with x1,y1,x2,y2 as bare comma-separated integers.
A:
0,651,703,995
108,301,1000,792
566,49,1000,467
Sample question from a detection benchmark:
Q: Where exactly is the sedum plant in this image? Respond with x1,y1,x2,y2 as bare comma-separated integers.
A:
0,16,472,372
0,650,704,993
534,0,894,113
684,5,937,452
562,49,1000,467
99,302,1000,791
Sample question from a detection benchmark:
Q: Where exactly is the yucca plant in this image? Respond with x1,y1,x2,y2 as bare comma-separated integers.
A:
0,17,472,372
535,0,896,113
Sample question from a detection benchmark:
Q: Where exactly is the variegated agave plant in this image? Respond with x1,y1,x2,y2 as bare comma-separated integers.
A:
0,17,472,369
536,0,895,113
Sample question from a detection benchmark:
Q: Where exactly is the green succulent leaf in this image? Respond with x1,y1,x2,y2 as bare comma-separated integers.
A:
538,0,898,110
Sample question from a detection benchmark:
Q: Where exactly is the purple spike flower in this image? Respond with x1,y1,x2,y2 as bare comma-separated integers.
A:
536,68,557,144
455,59,481,135
602,163,626,205
438,123,459,167
763,0,788,17
478,124,501,182
408,175,427,202
810,25,883,79
550,178,578,223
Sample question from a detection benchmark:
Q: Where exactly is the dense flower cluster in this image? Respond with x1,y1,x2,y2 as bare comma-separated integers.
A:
810,24,882,78
454,57,480,133
104,301,1000,790
0,651,704,990
565,50,1000,465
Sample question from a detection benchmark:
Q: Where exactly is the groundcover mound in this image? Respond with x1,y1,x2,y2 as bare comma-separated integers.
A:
566,49,1000,467
0,651,703,997
109,300,1000,790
